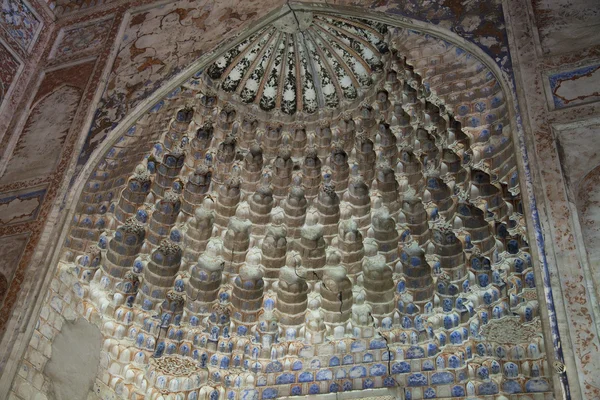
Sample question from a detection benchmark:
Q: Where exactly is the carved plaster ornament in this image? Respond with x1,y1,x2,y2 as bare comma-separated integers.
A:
166,290,185,305
429,215,451,231
133,163,151,182
480,317,542,344
122,217,145,235
151,355,199,376
158,239,181,256
59,14,551,399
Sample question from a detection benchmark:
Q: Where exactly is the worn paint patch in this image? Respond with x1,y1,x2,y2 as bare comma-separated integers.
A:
554,121,600,191
0,187,45,225
50,17,114,60
371,0,511,73
0,39,20,109
0,233,28,289
1,86,82,184
532,0,600,55
549,64,600,109
44,318,103,400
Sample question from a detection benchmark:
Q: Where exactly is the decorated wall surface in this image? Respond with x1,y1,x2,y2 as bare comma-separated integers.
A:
0,0,42,51
0,40,21,108
0,59,96,328
1,85,82,184
0,233,29,302
0,0,599,400
76,0,285,170
12,14,559,399
49,16,114,60
76,0,515,171
0,0,45,132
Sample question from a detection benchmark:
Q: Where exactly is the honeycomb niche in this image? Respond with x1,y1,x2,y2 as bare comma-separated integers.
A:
61,11,552,400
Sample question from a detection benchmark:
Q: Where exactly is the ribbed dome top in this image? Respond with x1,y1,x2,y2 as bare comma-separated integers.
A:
206,10,389,115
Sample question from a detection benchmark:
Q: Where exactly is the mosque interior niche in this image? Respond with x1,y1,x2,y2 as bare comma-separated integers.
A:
59,10,553,400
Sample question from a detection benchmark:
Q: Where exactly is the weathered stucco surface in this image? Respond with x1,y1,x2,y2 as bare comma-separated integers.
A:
532,0,600,55
44,319,102,400
0,85,82,184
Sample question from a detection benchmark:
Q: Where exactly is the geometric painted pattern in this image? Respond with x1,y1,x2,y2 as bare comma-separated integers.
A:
206,12,389,115
548,63,600,109
0,186,45,225
52,18,113,59
0,0,40,51
0,39,20,107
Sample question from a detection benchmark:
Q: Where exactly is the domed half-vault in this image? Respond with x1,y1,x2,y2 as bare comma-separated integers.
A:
205,11,389,115
59,7,554,400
